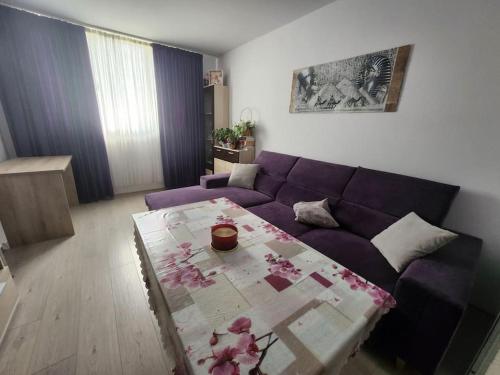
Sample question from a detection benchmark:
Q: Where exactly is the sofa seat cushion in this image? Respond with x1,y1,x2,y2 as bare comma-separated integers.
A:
145,186,273,210
298,229,399,292
247,201,313,237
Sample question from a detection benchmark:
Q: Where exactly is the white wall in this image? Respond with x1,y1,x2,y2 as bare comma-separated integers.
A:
221,0,500,315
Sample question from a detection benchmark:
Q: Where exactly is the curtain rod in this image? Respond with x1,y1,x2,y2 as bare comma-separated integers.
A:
0,2,210,56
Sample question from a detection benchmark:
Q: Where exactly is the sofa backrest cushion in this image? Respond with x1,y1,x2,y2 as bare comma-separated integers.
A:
277,183,335,207
342,167,460,227
276,158,356,207
253,151,299,198
334,200,399,239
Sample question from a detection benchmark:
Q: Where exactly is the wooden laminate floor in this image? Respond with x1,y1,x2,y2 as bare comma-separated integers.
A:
0,192,426,374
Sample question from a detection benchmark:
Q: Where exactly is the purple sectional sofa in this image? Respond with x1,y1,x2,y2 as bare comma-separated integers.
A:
145,150,482,375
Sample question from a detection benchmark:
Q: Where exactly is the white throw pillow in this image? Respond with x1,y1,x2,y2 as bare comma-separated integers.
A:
371,212,458,272
227,163,259,190
293,199,339,228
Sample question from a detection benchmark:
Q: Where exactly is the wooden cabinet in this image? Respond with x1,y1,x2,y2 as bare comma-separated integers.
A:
204,85,229,173
0,156,78,247
214,147,239,163
213,146,255,173
213,158,233,174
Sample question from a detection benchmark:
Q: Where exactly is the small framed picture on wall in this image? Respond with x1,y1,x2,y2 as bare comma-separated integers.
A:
209,70,223,85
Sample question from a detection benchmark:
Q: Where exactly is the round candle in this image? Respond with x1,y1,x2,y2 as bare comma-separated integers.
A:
211,224,238,251
212,227,237,237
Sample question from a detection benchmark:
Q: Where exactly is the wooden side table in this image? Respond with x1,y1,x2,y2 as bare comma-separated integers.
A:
0,156,78,247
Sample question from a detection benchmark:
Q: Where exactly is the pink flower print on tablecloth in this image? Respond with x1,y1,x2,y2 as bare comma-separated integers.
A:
368,286,397,309
265,254,301,281
223,198,242,209
216,215,236,225
275,231,295,242
160,264,215,289
261,223,295,242
199,317,278,375
210,334,219,346
334,265,396,309
161,268,185,289
177,242,193,257
183,267,216,289
157,242,194,269
166,222,180,230
338,268,369,291
178,241,192,250
235,334,260,365
208,346,241,375
227,317,251,334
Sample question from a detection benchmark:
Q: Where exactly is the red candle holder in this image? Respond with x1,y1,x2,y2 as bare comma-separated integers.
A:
211,223,238,251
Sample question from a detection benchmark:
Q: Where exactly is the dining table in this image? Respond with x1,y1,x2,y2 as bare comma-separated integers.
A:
133,197,395,375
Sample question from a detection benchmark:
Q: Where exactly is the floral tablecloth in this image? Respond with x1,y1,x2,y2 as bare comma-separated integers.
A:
133,198,395,375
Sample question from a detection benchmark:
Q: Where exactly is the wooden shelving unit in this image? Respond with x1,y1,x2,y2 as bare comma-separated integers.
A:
204,85,229,174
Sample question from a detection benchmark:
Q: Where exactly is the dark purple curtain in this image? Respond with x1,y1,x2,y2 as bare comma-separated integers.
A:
0,6,113,202
152,44,204,189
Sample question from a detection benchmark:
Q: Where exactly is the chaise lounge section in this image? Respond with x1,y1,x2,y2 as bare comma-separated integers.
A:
145,150,482,375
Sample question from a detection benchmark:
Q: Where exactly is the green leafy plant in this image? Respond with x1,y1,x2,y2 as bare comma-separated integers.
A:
232,124,245,139
226,129,239,145
232,120,256,137
213,128,239,148
212,128,222,144
213,128,230,144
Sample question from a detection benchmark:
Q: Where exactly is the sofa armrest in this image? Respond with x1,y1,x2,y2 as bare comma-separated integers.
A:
392,233,482,374
200,173,230,189
395,233,482,312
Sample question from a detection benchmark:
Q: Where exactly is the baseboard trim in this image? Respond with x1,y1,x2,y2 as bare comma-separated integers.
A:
0,295,19,345
114,182,165,195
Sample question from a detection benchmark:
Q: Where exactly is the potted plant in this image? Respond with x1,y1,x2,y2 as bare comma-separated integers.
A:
233,120,256,137
225,129,239,149
213,128,226,146
213,128,238,149
232,123,244,139
232,124,245,149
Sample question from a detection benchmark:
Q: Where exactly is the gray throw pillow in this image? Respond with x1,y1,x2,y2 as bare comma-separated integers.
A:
293,199,339,228
371,212,458,272
227,163,260,190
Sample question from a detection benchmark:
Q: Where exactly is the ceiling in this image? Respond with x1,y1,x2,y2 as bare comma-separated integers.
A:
2,0,335,55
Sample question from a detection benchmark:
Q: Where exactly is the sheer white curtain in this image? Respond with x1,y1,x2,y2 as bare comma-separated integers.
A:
86,30,163,194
